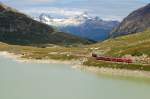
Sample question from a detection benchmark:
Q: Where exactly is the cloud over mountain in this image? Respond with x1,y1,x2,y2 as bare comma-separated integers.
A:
2,0,149,21
22,7,87,18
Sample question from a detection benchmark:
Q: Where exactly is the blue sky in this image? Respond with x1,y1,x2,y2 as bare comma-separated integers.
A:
1,0,149,21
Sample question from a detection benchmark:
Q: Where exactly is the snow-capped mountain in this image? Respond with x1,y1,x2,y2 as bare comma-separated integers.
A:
36,12,119,41
37,12,89,26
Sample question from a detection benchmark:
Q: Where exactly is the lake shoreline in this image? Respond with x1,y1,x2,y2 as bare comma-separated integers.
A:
0,51,79,65
73,65,150,79
0,51,150,79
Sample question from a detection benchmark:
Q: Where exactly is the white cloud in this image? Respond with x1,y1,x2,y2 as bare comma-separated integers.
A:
6,0,58,3
3,0,149,21
24,0,58,3
22,7,88,17
4,0,59,5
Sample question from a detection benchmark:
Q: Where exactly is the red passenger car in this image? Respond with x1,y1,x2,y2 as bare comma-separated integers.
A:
92,53,132,63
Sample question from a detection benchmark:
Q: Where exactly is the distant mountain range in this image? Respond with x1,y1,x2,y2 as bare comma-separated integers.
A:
36,12,119,41
0,1,149,49
0,3,92,46
111,3,150,37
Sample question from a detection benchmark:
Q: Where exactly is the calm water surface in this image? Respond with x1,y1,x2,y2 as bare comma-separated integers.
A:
0,56,150,99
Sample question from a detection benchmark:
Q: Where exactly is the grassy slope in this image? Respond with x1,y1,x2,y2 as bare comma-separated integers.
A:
83,58,150,71
83,29,150,71
0,42,90,61
88,29,150,57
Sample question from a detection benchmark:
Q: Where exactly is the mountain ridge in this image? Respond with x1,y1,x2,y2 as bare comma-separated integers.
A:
0,3,92,46
111,3,150,37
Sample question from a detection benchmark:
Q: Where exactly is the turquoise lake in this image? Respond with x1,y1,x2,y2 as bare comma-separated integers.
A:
0,56,150,99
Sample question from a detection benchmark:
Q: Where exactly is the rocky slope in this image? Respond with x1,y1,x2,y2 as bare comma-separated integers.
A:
111,3,150,37
0,3,92,45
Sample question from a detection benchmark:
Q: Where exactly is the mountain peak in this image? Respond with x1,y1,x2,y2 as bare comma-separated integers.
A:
0,2,9,10
37,12,103,26
40,13,53,19
81,12,89,17
0,2,18,12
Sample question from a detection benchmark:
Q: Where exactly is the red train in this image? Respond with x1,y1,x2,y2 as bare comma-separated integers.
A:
92,53,132,63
